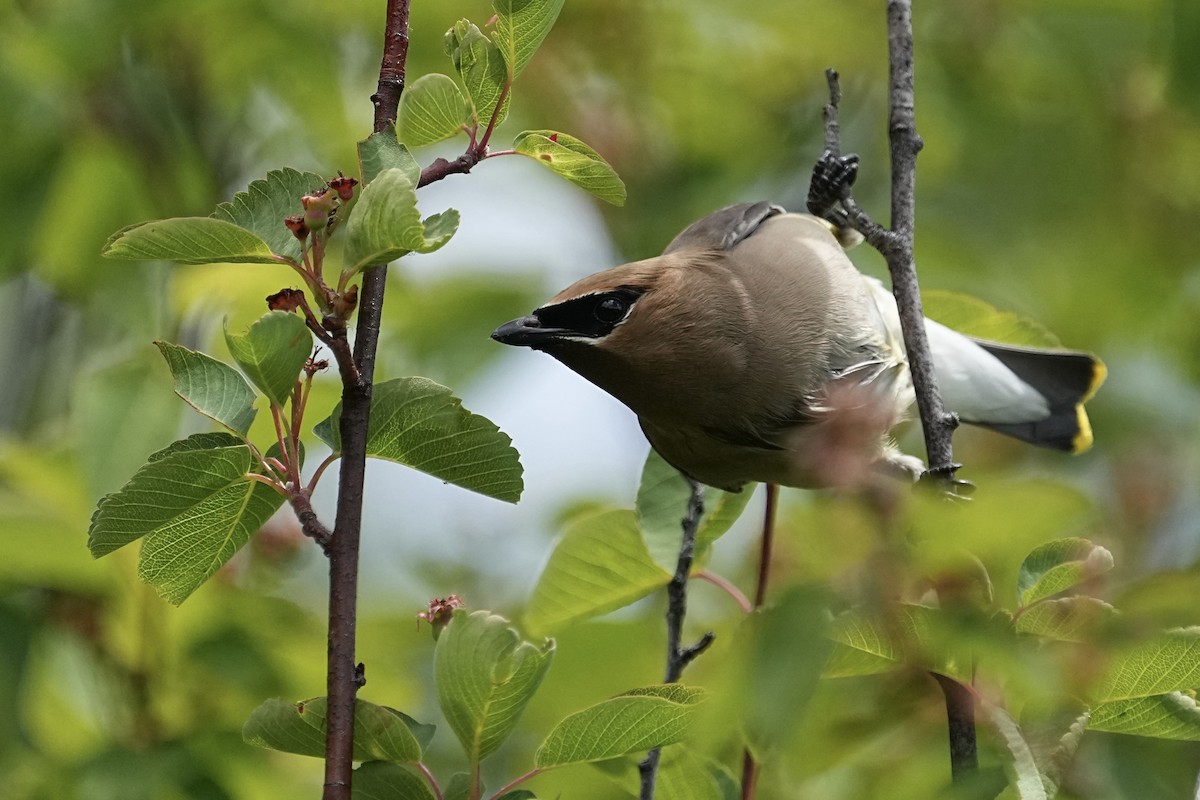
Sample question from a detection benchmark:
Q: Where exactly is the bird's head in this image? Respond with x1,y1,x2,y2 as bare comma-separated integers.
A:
491,254,740,421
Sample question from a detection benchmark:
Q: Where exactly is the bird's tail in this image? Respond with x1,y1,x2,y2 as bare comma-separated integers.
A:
968,340,1106,452
924,319,1106,453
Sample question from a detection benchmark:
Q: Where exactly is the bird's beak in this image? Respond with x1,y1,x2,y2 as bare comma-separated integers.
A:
491,315,566,347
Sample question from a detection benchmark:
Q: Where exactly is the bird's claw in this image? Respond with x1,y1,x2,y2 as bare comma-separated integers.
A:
920,464,975,500
807,150,860,220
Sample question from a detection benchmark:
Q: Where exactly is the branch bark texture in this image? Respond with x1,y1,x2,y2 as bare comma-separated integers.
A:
322,1,412,797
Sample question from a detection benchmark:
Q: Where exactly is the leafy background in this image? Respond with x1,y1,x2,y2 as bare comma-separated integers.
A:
3,0,1200,797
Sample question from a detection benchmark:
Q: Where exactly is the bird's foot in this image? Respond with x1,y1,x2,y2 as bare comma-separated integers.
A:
807,150,859,220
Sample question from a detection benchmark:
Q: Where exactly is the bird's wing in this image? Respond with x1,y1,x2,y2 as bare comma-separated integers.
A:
662,202,786,254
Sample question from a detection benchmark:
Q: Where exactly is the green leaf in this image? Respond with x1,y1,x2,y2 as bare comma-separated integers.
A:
512,130,626,206
824,609,906,678
1014,596,1115,642
212,167,330,263
352,762,436,800
823,604,961,679
1088,692,1200,740
1017,538,1114,607
524,509,671,637
923,289,1062,348
242,697,427,763
223,311,312,407
694,484,755,554
981,702,1050,800
154,341,257,436
358,125,422,186
534,685,705,768
102,217,277,265
493,0,565,79
655,747,726,800
87,435,284,604
435,610,555,764
1094,628,1200,703
494,793,536,800
398,74,471,146
635,449,753,571
735,587,832,754
445,19,510,127
444,774,473,800
343,168,460,274
314,377,523,503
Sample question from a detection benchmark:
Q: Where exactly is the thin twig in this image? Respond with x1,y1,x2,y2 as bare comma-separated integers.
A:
638,478,709,799
488,768,544,799
740,482,779,799
752,484,778,608
321,1,412,797
694,570,753,614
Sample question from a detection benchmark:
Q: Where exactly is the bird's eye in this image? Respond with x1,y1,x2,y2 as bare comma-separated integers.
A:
594,295,629,324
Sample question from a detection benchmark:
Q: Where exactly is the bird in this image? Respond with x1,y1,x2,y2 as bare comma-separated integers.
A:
492,202,1105,491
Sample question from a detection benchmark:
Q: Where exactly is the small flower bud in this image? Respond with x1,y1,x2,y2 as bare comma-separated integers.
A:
417,595,466,640
284,215,309,240
266,288,305,312
301,190,338,231
329,176,358,202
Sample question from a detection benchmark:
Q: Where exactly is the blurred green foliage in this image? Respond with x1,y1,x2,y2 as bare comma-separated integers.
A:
3,0,1200,797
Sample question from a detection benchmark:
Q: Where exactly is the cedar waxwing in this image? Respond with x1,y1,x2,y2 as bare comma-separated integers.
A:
492,202,1105,491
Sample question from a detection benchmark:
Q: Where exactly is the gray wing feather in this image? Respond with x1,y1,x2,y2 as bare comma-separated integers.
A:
662,202,786,254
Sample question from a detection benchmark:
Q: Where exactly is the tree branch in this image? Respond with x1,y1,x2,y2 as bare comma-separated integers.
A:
933,673,978,780
639,478,711,799
815,0,978,783
321,2,412,797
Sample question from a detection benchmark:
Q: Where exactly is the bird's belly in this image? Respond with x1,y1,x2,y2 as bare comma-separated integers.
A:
640,405,897,491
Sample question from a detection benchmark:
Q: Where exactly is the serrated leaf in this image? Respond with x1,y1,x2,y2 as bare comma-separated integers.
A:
981,702,1050,800
635,449,752,571
102,217,277,265
923,289,1062,349
352,762,436,800
398,74,470,146
445,19,510,127
314,377,523,503
493,0,565,79
1017,538,1113,606
1094,628,1200,703
223,311,312,407
343,169,460,274
1088,692,1200,740
435,610,555,764
212,167,329,264
358,125,422,186
148,431,244,461
1014,596,1115,642
512,130,626,205
87,436,283,604
534,686,704,768
242,697,427,763
154,341,257,436
524,509,671,637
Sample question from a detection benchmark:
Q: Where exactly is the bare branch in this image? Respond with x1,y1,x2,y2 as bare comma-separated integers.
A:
639,478,710,799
